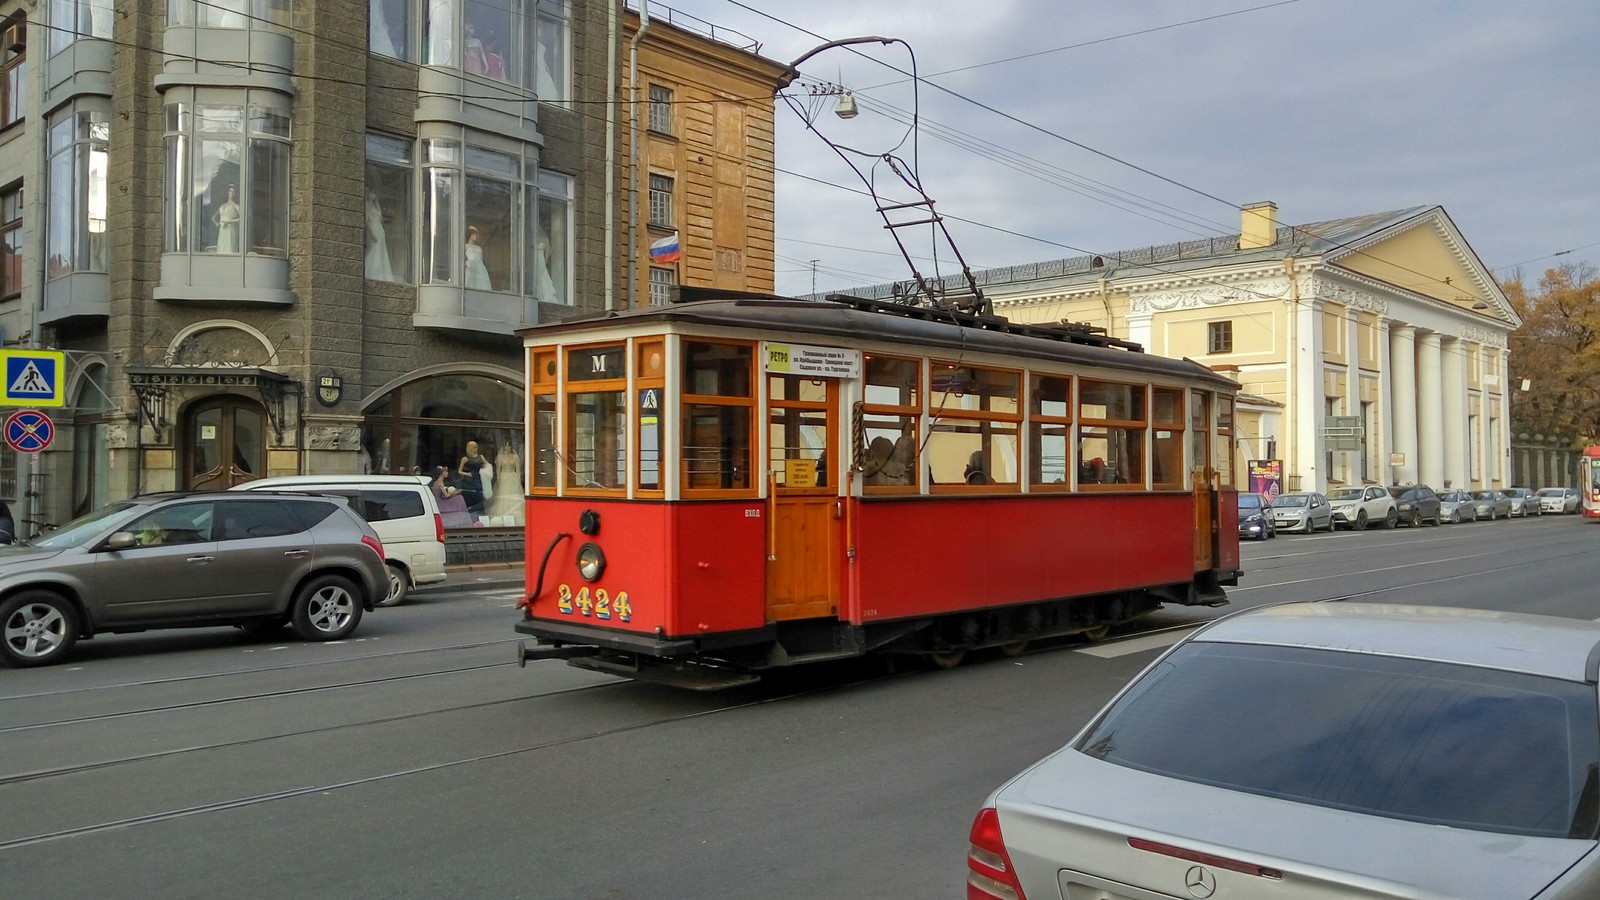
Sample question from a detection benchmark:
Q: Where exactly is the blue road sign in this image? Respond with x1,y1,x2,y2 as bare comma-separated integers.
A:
5,409,54,452
0,350,66,407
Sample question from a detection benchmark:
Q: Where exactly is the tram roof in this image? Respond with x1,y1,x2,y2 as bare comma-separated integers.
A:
521,289,1239,390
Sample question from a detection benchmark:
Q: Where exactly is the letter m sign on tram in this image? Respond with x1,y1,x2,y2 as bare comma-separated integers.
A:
0,350,66,408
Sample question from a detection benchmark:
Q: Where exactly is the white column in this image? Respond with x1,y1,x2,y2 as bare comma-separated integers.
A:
1417,331,1444,487
1442,336,1467,489
1293,300,1322,492
1389,324,1418,485
1377,316,1393,482
1346,311,1362,484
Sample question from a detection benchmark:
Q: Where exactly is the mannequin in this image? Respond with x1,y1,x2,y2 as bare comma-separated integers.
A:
464,226,492,289
535,233,560,301
212,185,241,253
457,440,489,513
426,0,452,65
365,190,395,281
486,442,523,522
464,22,488,75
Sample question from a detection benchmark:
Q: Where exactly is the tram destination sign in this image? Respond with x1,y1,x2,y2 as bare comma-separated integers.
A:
765,342,861,379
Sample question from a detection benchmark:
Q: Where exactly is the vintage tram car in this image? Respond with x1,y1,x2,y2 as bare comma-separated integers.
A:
514,289,1242,689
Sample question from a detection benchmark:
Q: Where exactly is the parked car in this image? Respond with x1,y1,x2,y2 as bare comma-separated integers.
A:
1503,487,1543,517
1388,483,1443,527
1538,487,1582,515
1471,489,1513,520
1236,492,1276,540
968,603,1600,900
232,474,447,606
1326,485,1398,530
1437,489,1478,523
1270,491,1334,533
0,492,388,668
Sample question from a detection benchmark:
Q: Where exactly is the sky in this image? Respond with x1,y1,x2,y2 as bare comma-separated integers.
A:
647,0,1600,299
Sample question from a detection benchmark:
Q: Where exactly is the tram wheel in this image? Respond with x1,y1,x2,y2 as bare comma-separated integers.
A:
999,641,1029,658
927,650,967,670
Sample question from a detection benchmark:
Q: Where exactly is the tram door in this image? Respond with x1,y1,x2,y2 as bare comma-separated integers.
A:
1190,390,1215,570
765,375,840,621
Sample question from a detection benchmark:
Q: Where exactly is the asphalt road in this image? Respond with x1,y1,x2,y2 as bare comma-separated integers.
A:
2,514,1597,899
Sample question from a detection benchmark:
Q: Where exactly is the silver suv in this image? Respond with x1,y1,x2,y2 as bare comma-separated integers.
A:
0,492,388,668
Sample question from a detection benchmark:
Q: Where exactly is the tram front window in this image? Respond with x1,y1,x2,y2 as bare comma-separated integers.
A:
569,390,626,489
685,405,751,490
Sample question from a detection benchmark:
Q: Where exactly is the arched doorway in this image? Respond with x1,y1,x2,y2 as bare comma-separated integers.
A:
184,395,267,491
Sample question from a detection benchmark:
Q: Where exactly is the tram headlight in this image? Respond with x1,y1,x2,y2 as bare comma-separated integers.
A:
576,542,607,582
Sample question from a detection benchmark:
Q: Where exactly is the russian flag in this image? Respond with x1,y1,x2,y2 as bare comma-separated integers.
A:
649,232,680,263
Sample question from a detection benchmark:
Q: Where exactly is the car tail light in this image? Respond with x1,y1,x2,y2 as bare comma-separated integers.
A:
967,807,1026,900
434,513,445,545
361,534,385,560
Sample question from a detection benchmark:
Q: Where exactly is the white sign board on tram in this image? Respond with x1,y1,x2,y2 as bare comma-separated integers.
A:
765,343,861,379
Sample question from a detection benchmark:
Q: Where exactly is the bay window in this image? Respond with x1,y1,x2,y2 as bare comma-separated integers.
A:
49,0,110,54
371,0,411,60
535,0,569,103
46,107,109,278
530,170,570,303
365,133,413,283
163,91,291,257
169,0,290,30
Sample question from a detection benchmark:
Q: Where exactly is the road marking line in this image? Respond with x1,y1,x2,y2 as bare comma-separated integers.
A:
1077,629,1193,659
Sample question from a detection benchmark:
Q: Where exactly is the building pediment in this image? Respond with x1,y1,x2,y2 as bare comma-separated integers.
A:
1324,207,1520,326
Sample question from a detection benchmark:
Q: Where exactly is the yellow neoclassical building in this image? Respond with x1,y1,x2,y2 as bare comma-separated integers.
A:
848,203,1519,494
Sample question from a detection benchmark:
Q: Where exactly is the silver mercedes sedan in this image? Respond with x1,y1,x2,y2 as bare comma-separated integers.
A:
968,603,1600,899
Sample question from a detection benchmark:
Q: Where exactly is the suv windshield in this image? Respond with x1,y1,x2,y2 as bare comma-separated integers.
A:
1327,488,1363,501
1077,642,1600,838
30,502,142,550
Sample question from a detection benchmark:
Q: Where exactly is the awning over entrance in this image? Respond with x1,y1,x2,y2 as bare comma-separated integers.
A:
126,366,300,444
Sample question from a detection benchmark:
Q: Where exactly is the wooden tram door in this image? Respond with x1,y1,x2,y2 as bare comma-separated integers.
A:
1193,470,1216,570
765,376,840,622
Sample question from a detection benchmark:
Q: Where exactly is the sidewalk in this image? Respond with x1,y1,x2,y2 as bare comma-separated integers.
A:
439,561,524,587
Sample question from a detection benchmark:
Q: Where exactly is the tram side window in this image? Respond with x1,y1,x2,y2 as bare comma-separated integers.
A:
682,341,755,494
1189,389,1211,485
1029,373,1072,489
769,375,829,488
531,349,558,490
566,343,629,491
1079,380,1146,487
861,355,920,490
1215,395,1235,487
1152,387,1185,489
927,362,1020,489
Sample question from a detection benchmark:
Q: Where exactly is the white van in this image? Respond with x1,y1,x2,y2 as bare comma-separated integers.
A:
231,474,447,606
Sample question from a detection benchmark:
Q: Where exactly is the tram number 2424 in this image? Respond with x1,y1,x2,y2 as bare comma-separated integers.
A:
556,584,634,623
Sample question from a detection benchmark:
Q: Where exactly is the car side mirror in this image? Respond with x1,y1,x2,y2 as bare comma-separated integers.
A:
104,532,136,551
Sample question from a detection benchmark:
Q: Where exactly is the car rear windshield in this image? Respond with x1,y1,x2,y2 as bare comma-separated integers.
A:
1076,642,1600,838
1237,495,1262,509
1327,489,1362,500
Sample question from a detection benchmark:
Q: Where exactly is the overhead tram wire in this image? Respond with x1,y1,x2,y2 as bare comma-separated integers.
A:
735,0,1513,302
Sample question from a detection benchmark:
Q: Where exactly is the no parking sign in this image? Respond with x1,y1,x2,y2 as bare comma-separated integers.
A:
5,409,54,453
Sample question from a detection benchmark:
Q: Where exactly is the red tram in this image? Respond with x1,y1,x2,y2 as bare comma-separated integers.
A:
514,289,1243,688
1582,446,1600,520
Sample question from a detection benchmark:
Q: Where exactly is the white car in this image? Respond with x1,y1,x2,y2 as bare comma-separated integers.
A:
1538,487,1582,514
1325,485,1398,530
232,475,448,606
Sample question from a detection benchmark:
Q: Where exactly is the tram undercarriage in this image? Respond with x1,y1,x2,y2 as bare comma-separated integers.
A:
516,575,1230,691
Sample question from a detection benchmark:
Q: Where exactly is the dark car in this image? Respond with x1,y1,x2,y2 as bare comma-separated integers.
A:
0,492,388,668
1387,483,1442,527
1237,492,1276,540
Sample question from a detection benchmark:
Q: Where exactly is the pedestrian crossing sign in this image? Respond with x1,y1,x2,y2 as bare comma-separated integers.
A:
0,350,66,407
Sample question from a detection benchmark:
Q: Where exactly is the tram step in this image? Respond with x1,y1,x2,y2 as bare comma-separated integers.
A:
567,654,762,692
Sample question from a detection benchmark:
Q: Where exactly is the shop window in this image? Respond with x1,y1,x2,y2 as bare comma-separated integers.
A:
1079,380,1146,487
361,372,526,527
421,133,556,299
163,93,291,257
648,174,673,228
364,133,413,283
530,170,571,302
1152,387,1185,488
1,16,23,129
682,341,753,494
1028,373,1072,489
926,362,1020,489
1208,320,1233,354
0,185,20,299
46,107,108,278
860,354,920,491
648,84,673,134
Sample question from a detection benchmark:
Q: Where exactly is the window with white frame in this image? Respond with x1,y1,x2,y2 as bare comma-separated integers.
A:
648,84,673,134
0,185,20,299
648,174,673,228
2,15,24,129
168,0,289,29
648,266,675,306
364,133,413,283
46,107,108,279
163,92,291,256
49,0,110,54
530,170,571,303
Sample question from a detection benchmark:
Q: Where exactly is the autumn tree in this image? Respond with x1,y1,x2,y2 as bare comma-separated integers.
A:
1504,262,1600,443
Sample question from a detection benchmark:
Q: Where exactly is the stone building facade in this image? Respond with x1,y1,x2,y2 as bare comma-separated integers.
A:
0,0,787,536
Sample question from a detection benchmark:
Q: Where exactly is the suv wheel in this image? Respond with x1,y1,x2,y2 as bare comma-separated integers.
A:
1,590,79,668
290,575,364,641
379,563,410,608
1354,511,1368,531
